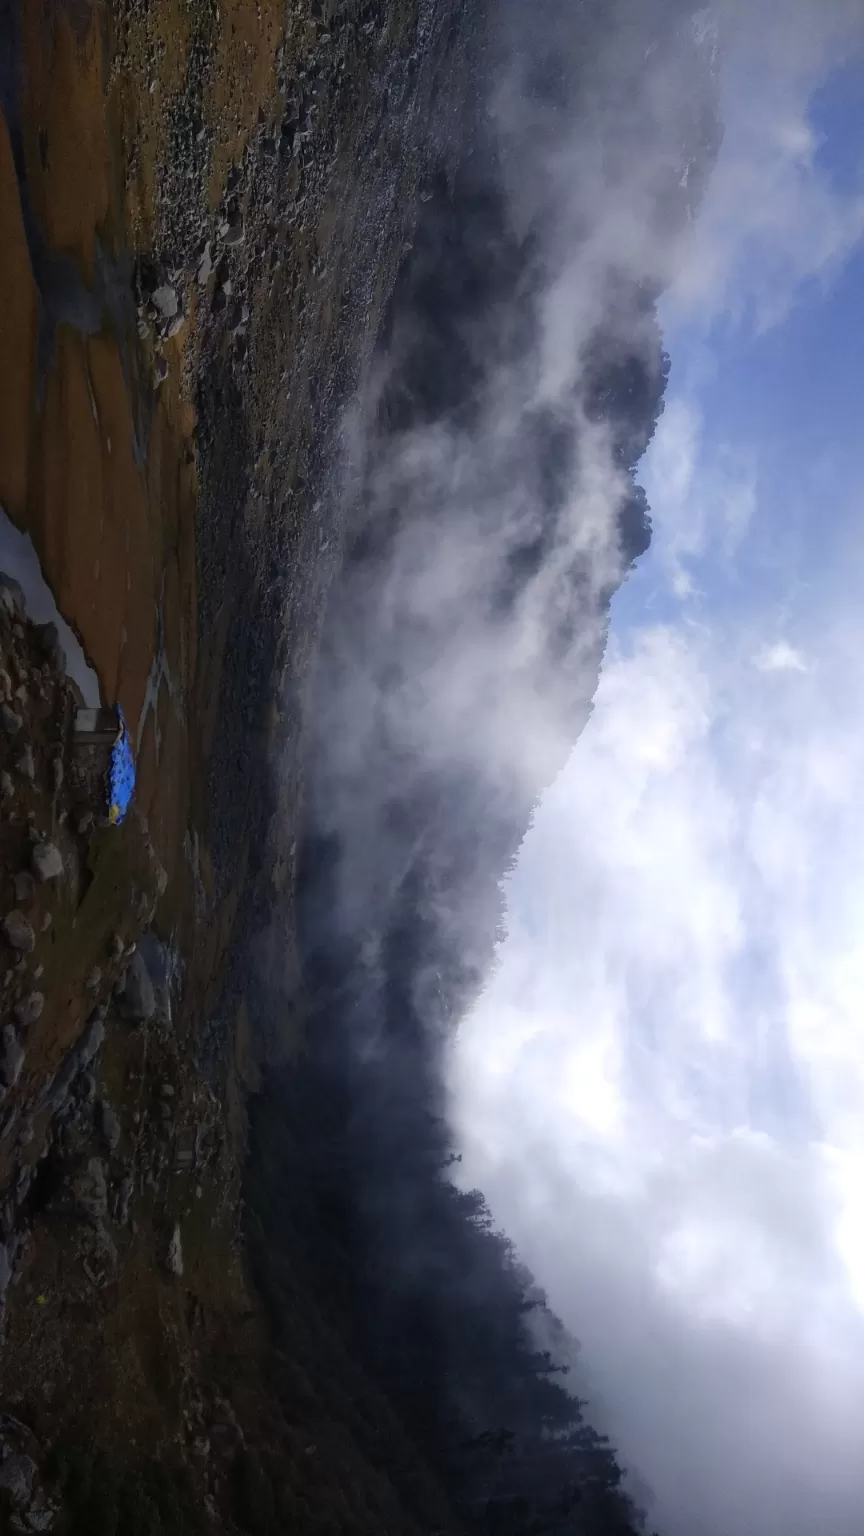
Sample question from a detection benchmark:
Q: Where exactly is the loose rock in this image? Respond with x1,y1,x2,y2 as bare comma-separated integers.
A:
167,1223,184,1277
13,991,43,1028
151,283,178,318
1,703,22,737
118,951,156,1022
31,841,64,882
70,1157,108,1223
2,911,35,952
0,574,25,617
14,871,35,904
16,746,35,781
0,1026,25,1087
98,1101,121,1152
116,1172,134,1224
78,1014,106,1065
196,241,213,285
0,1452,37,1503
24,1501,56,1531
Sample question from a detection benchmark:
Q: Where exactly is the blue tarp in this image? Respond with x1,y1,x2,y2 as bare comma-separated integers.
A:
106,706,135,825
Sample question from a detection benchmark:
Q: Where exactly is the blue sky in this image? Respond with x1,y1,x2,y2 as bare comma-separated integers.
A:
451,15,864,1536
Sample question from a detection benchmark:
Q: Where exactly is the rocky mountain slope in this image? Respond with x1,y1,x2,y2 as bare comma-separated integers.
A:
0,0,719,1531
1,0,476,1529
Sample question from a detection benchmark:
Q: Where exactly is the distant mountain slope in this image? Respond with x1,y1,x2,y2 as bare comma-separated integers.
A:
250,3,720,1534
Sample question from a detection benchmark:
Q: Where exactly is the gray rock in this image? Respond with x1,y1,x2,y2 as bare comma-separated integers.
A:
151,283,178,318
98,1101,121,1152
71,1157,108,1222
76,809,94,835
13,991,43,1028
31,842,63,883
42,1011,106,1111
42,1057,75,1111
154,355,168,387
0,1239,10,1297
119,951,155,1022
51,756,64,792
34,620,58,654
223,220,245,247
1,703,22,737
0,1028,25,1087
1,770,12,799
16,746,35,781
2,911,35,953
196,241,213,285
78,1014,105,1065
0,1452,37,1503
32,621,65,673
116,1172,133,1224
14,871,35,904
167,1223,184,1277
25,1502,56,1531
0,573,25,617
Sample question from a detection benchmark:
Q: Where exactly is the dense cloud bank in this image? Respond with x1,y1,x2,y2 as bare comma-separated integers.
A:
251,2,720,1531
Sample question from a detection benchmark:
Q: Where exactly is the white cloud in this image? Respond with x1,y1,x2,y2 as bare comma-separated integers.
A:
443,14,864,1528
449,610,864,1536
754,640,809,673
641,395,756,597
671,0,864,330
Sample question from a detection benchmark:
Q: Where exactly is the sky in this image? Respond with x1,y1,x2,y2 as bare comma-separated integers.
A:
450,7,864,1536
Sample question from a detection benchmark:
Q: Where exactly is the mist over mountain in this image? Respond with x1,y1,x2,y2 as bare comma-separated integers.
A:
250,3,721,1531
